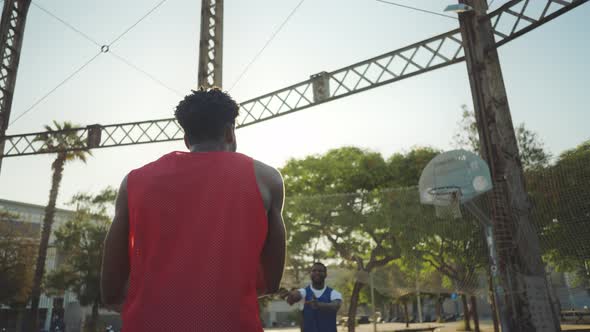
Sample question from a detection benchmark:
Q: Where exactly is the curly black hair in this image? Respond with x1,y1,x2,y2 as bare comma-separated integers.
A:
174,87,239,144
312,262,327,273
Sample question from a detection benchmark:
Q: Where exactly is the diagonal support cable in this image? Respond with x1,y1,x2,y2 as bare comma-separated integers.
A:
1,0,587,157
9,51,102,126
7,0,175,125
109,51,184,97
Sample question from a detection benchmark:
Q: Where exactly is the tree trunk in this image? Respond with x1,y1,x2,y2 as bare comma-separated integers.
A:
461,294,472,331
488,272,500,332
87,301,99,332
436,294,443,323
294,264,300,284
29,155,65,331
16,303,26,332
470,295,480,332
388,302,394,322
347,280,363,332
404,301,409,328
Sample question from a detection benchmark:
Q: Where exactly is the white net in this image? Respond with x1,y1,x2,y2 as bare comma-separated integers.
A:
280,152,590,325
282,188,491,324
430,187,463,219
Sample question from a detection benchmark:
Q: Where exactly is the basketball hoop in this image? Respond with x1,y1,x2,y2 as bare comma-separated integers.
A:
419,150,493,219
428,186,462,219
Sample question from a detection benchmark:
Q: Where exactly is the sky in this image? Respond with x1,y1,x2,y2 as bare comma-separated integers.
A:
0,0,588,209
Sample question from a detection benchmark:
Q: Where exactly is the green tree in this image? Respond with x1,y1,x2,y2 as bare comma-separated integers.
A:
45,187,116,332
365,258,449,324
29,121,92,330
281,146,438,332
283,214,324,286
411,215,488,331
453,105,551,169
453,106,558,331
390,143,490,330
527,140,590,286
0,209,37,319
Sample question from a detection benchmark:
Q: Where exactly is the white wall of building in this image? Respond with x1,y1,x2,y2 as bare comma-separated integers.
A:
0,198,80,330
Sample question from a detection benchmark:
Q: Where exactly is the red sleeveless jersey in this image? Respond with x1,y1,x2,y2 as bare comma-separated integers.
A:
123,151,267,331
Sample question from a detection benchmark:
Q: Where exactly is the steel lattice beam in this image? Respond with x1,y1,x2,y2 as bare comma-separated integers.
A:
0,0,31,165
197,0,223,88
0,0,586,158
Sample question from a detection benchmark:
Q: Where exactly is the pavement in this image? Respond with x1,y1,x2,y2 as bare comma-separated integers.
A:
264,320,590,332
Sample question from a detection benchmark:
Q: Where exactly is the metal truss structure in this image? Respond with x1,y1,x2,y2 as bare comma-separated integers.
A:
197,0,223,88
0,0,587,158
0,0,31,165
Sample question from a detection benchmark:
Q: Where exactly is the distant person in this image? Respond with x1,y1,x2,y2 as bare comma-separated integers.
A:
101,88,286,331
286,262,342,332
50,313,64,332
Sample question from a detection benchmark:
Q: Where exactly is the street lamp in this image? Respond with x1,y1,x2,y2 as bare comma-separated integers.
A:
444,4,474,13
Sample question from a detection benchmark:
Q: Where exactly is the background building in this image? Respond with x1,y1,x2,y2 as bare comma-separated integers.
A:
0,198,79,331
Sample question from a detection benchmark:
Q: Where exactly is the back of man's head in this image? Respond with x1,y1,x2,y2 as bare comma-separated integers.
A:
174,88,239,144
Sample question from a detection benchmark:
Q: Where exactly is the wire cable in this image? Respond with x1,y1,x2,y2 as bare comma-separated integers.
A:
34,0,177,94
9,0,178,125
9,51,102,126
109,0,169,47
110,51,184,97
228,0,306,92
32,2,102,47
375,0,457,20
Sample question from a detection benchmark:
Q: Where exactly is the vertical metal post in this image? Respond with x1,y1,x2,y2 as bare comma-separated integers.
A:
197,0,223,89
464,201,507,331
416,275,423,323
485,224,509,332
0,0,32,176
459,0,560,330
370,271,377,332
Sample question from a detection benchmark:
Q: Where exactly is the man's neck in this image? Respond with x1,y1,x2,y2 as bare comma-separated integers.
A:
311,282,325,290
189,142,228,152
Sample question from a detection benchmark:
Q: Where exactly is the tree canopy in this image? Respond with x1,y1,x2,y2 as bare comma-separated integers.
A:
0,209,37,307
44,188,116,330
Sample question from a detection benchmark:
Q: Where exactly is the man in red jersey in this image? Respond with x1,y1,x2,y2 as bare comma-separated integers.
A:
101,88,286,331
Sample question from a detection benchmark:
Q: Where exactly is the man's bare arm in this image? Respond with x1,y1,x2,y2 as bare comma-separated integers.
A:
314,300,342,312
260,168,286,294
101,176,130,306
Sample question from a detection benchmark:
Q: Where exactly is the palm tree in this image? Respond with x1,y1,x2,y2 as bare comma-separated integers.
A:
28,121,91,330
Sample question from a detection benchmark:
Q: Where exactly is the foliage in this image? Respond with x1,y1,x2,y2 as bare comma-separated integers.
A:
44,213,110,304
527,140,590,283
29,121,92,330
280,146,439,331
0,209,38,306
452,105,551,169
44,188,115,330
34,121,91,161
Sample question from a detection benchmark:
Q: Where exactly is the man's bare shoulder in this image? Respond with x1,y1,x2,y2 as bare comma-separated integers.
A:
253,159,283,187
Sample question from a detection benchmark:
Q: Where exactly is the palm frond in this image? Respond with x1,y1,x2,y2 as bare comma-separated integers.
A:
33,121,93,162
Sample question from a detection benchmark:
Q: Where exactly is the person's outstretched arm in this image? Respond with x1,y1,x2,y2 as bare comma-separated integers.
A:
306,292,342,312
101,176,130,306
312,300,342,312
260,168,286,294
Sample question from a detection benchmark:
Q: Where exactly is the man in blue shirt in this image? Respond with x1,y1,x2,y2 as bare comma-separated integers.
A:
286,262,342,332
